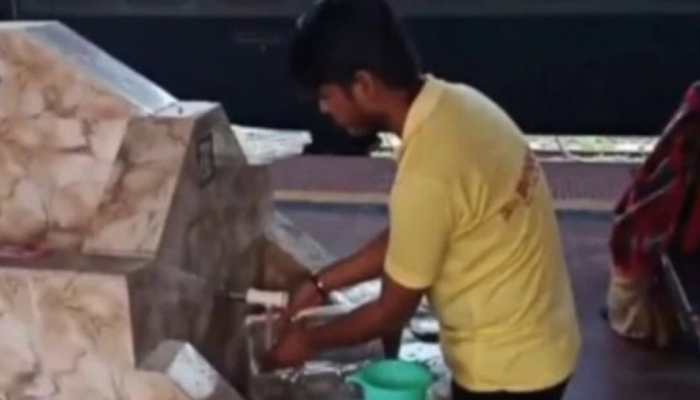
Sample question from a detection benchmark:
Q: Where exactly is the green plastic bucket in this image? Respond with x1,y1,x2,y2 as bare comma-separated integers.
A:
346,360,433,400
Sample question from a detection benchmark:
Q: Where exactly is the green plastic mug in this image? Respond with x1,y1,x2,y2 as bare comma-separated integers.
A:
346,360,433,400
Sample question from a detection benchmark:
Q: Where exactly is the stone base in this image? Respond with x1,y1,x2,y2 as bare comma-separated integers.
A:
141,340,246,400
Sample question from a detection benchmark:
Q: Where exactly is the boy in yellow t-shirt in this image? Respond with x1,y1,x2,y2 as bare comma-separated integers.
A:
267,1,581,398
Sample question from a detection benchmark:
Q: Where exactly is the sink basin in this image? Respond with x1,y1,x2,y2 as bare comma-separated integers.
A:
245,306,384,400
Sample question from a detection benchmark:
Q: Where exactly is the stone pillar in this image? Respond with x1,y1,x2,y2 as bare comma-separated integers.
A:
0,21,271,398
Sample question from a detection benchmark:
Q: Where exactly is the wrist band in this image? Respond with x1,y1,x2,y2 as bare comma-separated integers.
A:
310,273,329,298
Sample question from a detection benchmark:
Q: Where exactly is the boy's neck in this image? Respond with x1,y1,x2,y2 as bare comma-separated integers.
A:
384,78,425,137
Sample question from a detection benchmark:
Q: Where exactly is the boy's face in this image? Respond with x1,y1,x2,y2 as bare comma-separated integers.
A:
317,82,382,137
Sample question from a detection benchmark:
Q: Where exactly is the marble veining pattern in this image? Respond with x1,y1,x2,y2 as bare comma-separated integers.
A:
0,26,141,251
0,30,137,120
0,268,153,399
0,117,130,249
0,21,273,399
84,118,193,257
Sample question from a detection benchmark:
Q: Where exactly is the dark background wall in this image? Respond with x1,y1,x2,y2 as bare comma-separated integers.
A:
8,1,700,154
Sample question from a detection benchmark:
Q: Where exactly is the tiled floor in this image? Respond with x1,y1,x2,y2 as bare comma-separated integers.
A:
277,204,700,400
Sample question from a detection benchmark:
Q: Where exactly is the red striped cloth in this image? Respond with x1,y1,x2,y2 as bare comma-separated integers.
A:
610,82,700,281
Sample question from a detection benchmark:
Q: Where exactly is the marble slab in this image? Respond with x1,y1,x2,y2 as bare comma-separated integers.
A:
0,267,136,398
124,104,272,383
0,21,174,116
0,104,272,394
83,116,195,257
3,357,194,400
232,124,311,166
121,370,193,400
23,21,176,114
0,21,154,251
0,24,138,120
141,340,246,400
0,115,129,249
0,21,273,397
264,211,335,274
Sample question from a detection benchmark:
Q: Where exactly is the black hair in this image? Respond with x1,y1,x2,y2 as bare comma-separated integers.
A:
289,0,422,93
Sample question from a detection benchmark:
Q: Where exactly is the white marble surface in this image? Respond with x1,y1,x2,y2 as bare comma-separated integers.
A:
84,117,194,257
0,21,273,399
0,268,135,397
0,116,129,249
0,22,203,256
232,124,311,165
0,30,137,120
0,23,142,251
0,267,200,400
141,340,246,400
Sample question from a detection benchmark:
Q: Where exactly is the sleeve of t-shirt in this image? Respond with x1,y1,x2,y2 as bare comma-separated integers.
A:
385,175,454,290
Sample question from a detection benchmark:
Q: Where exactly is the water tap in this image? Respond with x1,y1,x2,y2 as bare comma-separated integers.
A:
226,288,289,309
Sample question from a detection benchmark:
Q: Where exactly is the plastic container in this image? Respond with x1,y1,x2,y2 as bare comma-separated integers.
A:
346,360,433,400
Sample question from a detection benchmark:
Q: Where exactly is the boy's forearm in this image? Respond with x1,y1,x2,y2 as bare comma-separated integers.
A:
311,299,390,350
310,274,423,352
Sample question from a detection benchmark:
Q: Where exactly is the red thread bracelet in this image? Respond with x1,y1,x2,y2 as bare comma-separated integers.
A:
310,274,329,299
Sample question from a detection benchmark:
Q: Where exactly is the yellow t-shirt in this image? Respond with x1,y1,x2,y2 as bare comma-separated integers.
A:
385,76,581,392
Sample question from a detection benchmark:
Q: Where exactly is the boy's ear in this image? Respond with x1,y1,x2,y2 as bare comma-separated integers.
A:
351,69,378,103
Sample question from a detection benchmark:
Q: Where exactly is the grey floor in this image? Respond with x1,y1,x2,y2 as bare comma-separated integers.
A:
277,203,700,400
